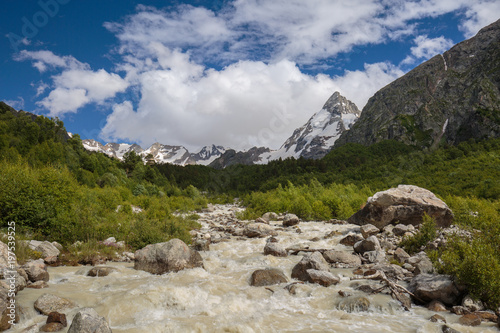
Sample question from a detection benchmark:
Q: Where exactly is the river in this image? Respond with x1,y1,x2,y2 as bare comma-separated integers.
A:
11,205,499,332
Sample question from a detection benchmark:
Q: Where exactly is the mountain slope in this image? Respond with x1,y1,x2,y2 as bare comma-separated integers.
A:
335,19,500,148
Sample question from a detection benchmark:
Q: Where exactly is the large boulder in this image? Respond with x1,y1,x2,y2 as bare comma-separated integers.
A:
243,223,277,238
250,268,288,286
134,239,203,275
322,250,361,267
306,269,340,287
347,185,454,229
283,214,300,227
35,241,61,259
23,259,49,282
409,274,460,305
67,308,112,333
291,252,330,282
34,294,76,315
263,242,287,257
353,236,381,254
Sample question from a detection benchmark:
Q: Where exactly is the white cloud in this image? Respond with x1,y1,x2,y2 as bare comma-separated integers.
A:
402,35,455,64
16,50,129,117
460,1,500,37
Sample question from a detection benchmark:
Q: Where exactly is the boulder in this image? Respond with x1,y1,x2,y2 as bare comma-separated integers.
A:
0,288,17,331
87,266,117,277
442,325,461,333
0,241,17,269
393,248,410,263
462,295,484,312
255,217,268,224
134,239,203,275
67,308,112,333
262,212,279,222
363,250,386,264
34,294,76,315
428,300,447,312
283,214,300,227
393,224,411,236
347,185,454,229
23,259,49,282
353,236,381,254
47,311,67,327
339,234,363,246
263,242,287,257
243,223,277,238
458,313,481,326
409,274,460,305
360,224,379,239
322,250,361,267
291,252,330,282
250,268,288,286
40,322,65,332
35,242,60,258
407,252,434,275
337,296,371,313
430,314,446,323
306,269,340,287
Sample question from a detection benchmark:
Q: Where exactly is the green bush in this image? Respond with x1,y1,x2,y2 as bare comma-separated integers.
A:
399,214,437,254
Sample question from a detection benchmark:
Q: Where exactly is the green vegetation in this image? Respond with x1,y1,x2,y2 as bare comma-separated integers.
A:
1,101,500,309
400,214,437,254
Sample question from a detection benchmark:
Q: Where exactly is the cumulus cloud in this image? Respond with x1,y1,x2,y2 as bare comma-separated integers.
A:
17,50,129,117
402,35,454,65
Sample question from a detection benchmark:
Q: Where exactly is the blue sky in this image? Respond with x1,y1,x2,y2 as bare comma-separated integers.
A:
1,0,499,151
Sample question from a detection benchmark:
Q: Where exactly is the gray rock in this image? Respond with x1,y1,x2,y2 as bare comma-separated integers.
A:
35,242,60,259
34,294,76,315
363,250,386,264
354,236,381,254
87,267,117,277
263,242,287,257
322,250,361,267
0,241,17,269
347,185,454,229
339,234,364,247
337,296,371,313
262,212,279,222
52,242,64,251
67,308,112,333
360,224,379,239
410,274,460,305
291,252,330,282
255,217,268,224
283,214,300,227
407,252,434,275
462,295,485,312
250,268,288,286
243,223,277,238
393,224,410,236
306,269,340,287
134,239,203,275
393,248,410,263
442,325,461,333
23,259,49,282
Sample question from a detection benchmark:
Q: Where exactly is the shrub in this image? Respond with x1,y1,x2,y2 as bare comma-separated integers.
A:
399,214,437,254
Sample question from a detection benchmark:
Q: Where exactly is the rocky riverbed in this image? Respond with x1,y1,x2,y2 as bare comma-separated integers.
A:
2,202,500,332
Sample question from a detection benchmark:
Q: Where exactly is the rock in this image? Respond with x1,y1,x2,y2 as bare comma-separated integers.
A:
134,239,204,275
428,300,448,312
52,242,64,251
40,322,65,332
23,259,49,282
393,224,410,236
192,238,210,251
410,274,460,305
407,252,434,275
47,311,67,327
262,212,278,222
250,268,288,286
263,242,287,257
255,217,268,224
441,325,461,333
243,223,277,238
286,283,312,296
87,266,117,277
283,214,300,227
430,314,446,323
474,311,498,322
347,185,454,229
35,241,61,258
27,281,49,289
339,234,363,247
462,295,484,312
451,306,470,316
360,224,379,238
363,250,386,264
337,296,371,313
322,250,361,267
0,270,26,293
306,269,340,287
1,241,17,269
291,252,330,282
393,248,410,264
104,237,116,244
372,264,407,281
20,324,39,333
44,256,58,265
0,288,17,331
28,240,43,251
458,313,481,326
354,236,381,254
34,294,76,315
67,308,112,333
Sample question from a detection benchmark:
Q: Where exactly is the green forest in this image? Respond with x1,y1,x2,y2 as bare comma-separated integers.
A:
1,101,500,308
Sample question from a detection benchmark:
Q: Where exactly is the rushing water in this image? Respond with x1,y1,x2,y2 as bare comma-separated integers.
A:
11,205,499,332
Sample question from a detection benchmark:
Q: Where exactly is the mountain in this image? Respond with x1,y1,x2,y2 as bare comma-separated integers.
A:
335,18,500,149
209,91,360,168
82,140,226,166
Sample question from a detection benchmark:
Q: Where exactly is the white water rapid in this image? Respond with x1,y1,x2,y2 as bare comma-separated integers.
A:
11,205,499,332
